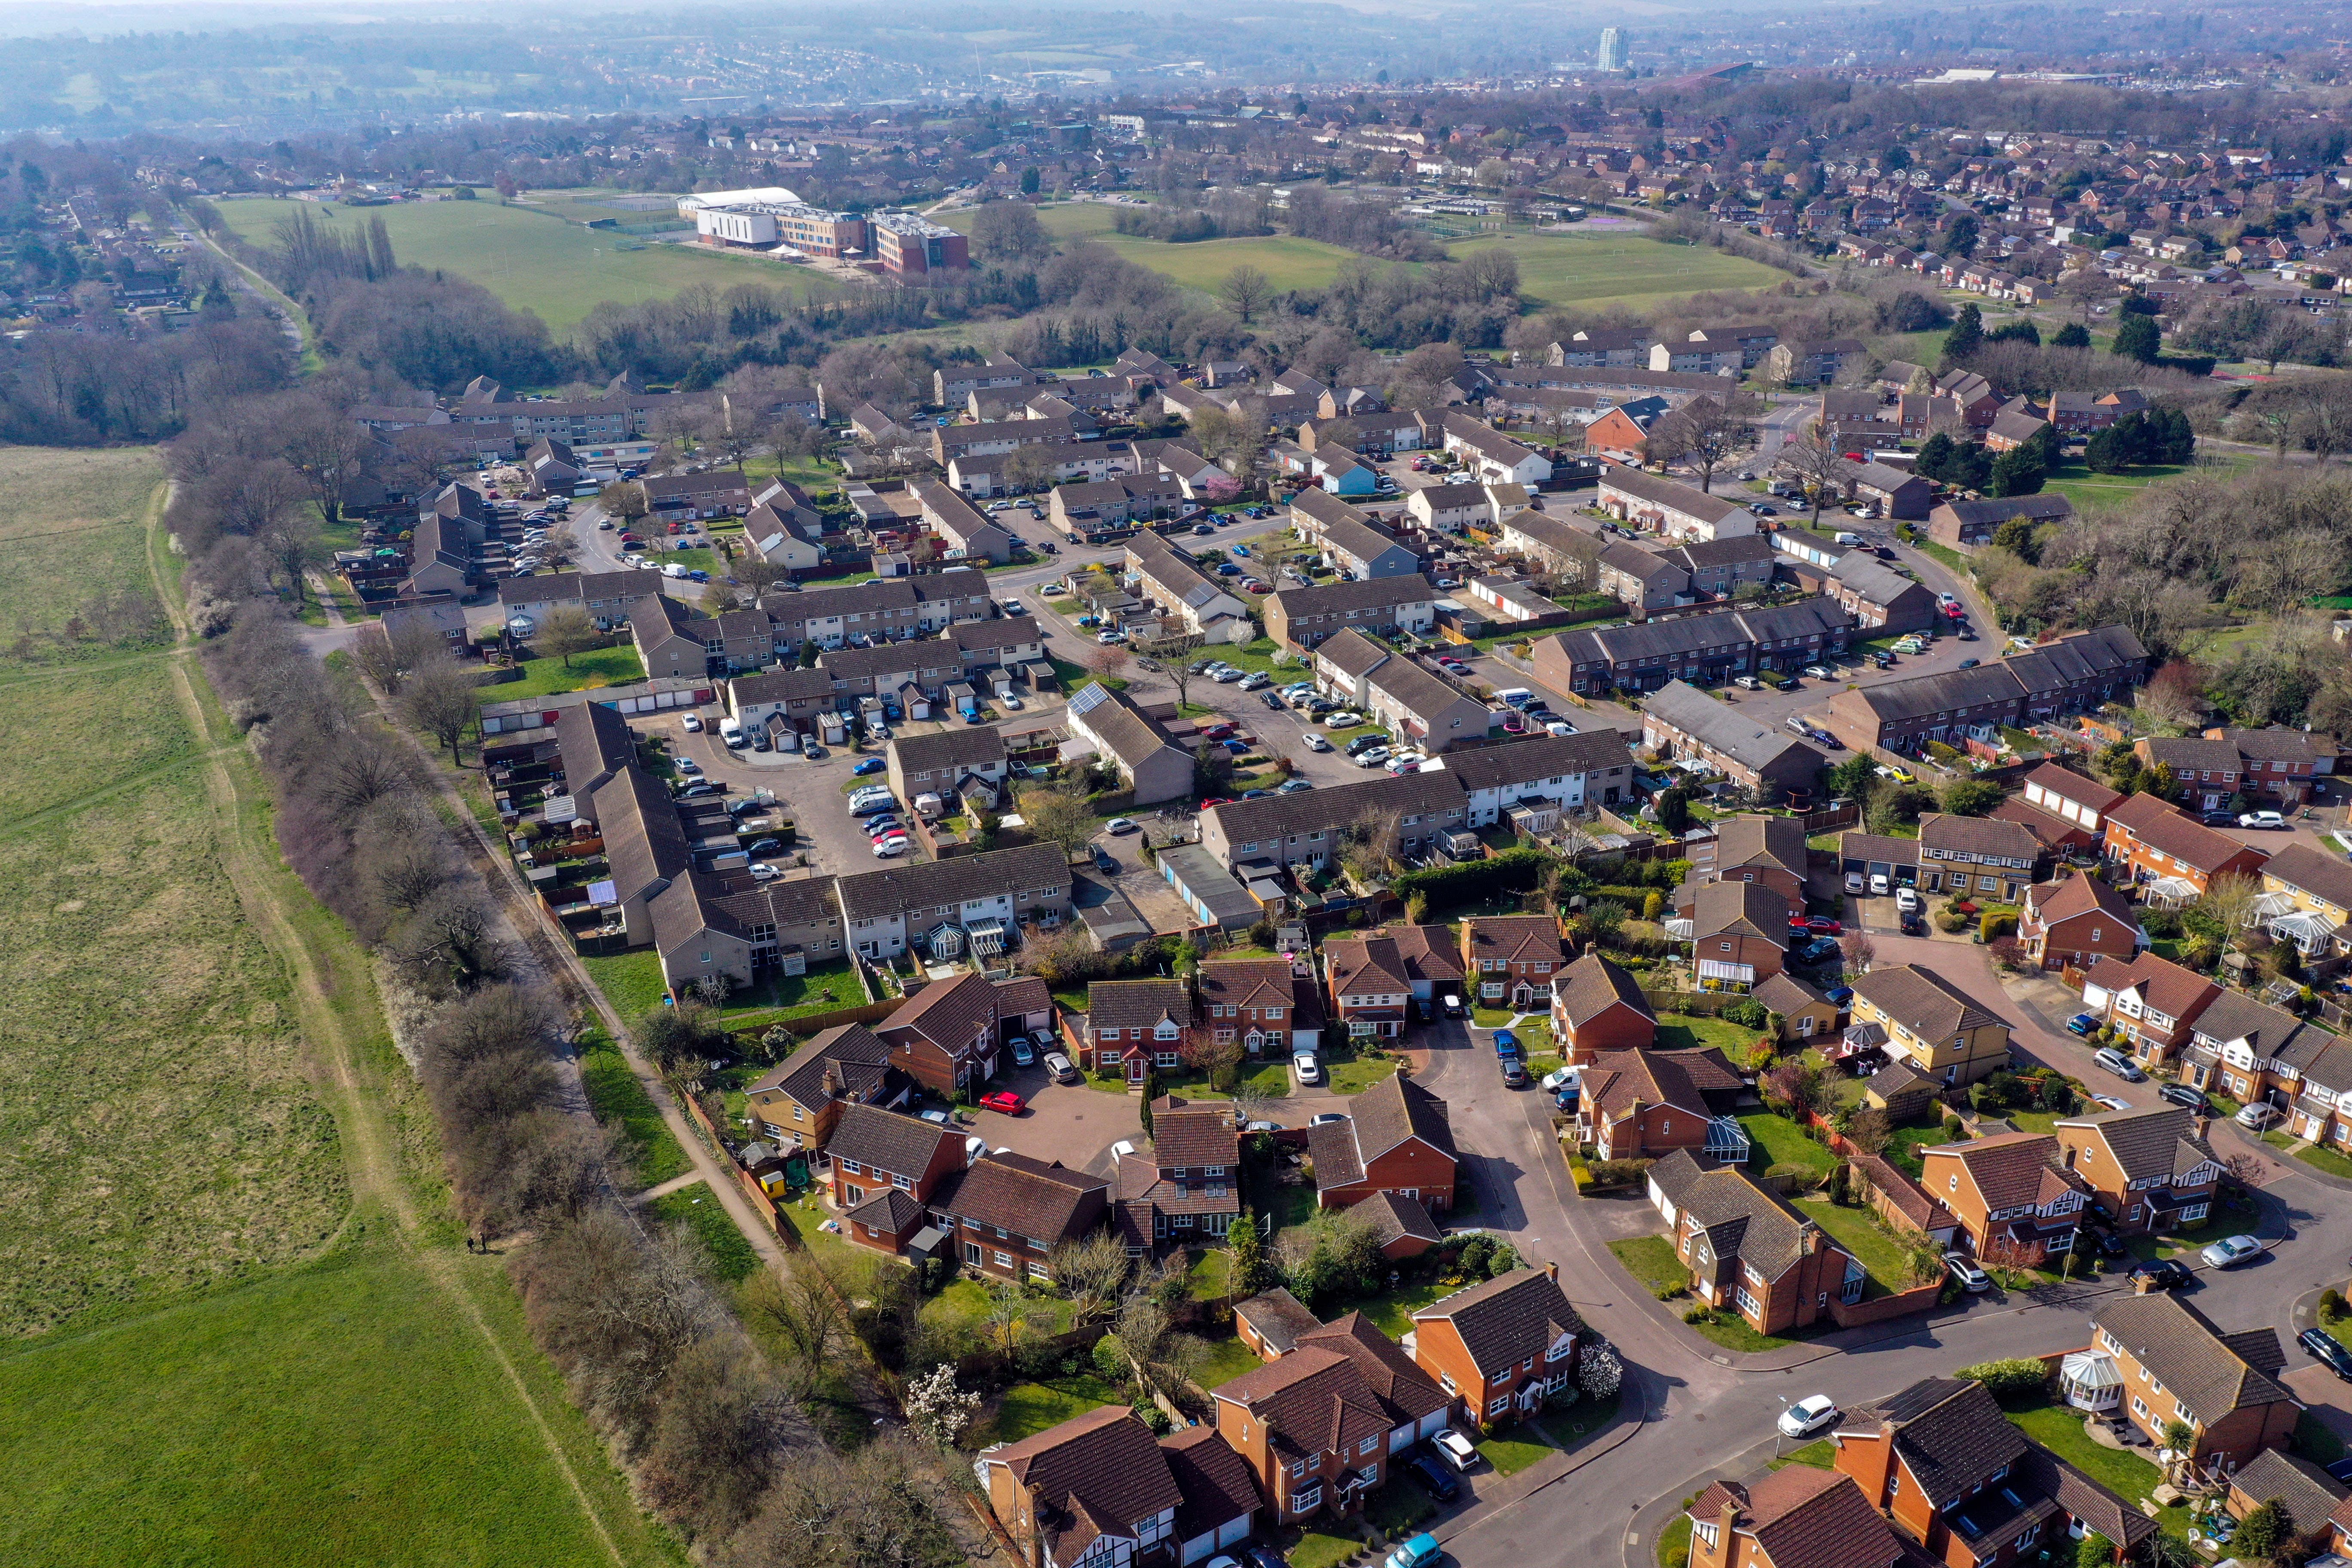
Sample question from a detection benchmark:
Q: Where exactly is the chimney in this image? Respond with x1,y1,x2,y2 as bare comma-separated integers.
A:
1545,1260,1560,1282
1713,1499,1740,1565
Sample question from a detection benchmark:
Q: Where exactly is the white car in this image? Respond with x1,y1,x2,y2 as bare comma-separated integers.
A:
1546,721,1577,736
1292,1052,1323,1086
1210,667,1247,683
2201,1234,2264,1270
1431,1428,1481,1473
1356,747,1392,767
1304,734,1332,752
747,861,779,881
1942,1252,1991,1292
2238,810,2288,830
1109,1139,1138,1162
1324,711,1365,728
1804,665,1834,680
2236,1102,2280,1130
871,839,908,858
1777,1395,1839,1438
1044,1051,1077,1083
1106,817,1139,834
1096,630,1127,645
681,713,703,732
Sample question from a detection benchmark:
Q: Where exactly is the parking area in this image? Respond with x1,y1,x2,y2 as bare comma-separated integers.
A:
643,708,918,877
960,1062,1133,1175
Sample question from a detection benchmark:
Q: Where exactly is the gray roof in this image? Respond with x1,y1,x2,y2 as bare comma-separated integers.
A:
1066,682,1189,770
1830,551,1929,609
833,842,1071,922
1128,532,1241,614
1412,1267,1583,1377
1853,964,2003,1038
1643,679,1823,775
1440,731,1636,791
1932,494,2076,529
2264,842,2352,911
2090,1292,2295,1426
1234,1288,1324,1355
1368,657,1480,724
2189,990,2310,1058
1316,627,1393,681
1849,664,2029,723
825,1100,958,1180
1266,574,1439,620
1598,465,1752,524
1206,771,1468,849
590,764,692,903
555,701,637,795
2226,1448,2346,1523
891,725,1009,776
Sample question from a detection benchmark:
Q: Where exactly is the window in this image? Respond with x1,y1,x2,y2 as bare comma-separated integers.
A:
1488,1396,1511,1416
1360,1437,1378,1456
1693,1522,1720,1550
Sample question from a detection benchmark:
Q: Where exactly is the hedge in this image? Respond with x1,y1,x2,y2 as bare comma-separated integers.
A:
1391,847,1571,903
1957,1359,2048,1398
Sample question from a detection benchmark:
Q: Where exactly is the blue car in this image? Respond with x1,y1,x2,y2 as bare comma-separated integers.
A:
688,569,710,582
1387,1534,1442,1568
1492,1029,1519,1056
1825,986,1854,1007
2065,1013,2099,1036
852,759,886,776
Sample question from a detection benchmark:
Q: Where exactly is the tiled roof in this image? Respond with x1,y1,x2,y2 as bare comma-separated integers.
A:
834,842,1070,922
1438,731,1636,791
1551,953,1656,1029
825,1101,958,1180
1150,1097,1240,1170
1597,463,1752,524
1414,1266,1583,1377
2107,793,2264,877
882,970,1002,1058
1157,1426,1262,1543
1212,1345,1391,1465
2189,989,2309,1057
1315,627,1392,681
1088,978,1195,1033
2091,1292,2294,1426
1860,1378,2031,1510
1944,1132,2086,1211
2220,726,2335,764
1642,680,1821,777
1265,574,1439,620
2226,1449,2345,1526
1677,1162,1825,1281
1067,682,1188,770
1198,958,1296,1012
747,1023,896,1104
2074,952,2215,1025
1582,1047,1743,1122
1369,927,1463,986
1233,1288,1323,1356
1464,914,1563,967
1714,814,1810,876
1305,1117,1365,1187
1354,1190,1443,1253
1326,934,1412,995
1348,1073,1456,1165
1847,664,2029,724
984,1406,1186,1560
2266,842,2352,911
890,723,1009,776
1852,964,2003,1039
2057,1104,2216,1186
1296,1311,1451,1425
2138,736,2244,775
1687,1468,1908,1568
590,764,692,903
939,1152,1109,1243
555,702,638,795
1368,656,1479,724
1205,771,1468,851
1919,812,2042,864
1690,880,1786,942
2024,872,2137,928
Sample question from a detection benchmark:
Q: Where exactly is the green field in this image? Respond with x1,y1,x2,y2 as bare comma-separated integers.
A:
210,196,840,336
0,447,168,667
0,445,678,1563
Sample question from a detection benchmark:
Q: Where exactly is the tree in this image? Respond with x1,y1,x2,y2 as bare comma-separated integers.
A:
1942,302,1984,364
401,657,479,763
2112,312,2161,364
1194,741,1237,799
1778,432,1850,527
535,605,603,669
1986,444,2047,498
1653,783,1698,835
1087,643,1133,683
2053,322,2091,349
1020,784,1099,861
1828,753,1880,799
600,480,650,531
2074,1534,2116,1568
969,199,1050,263
2196,872,2263,936
2230,1500,2290,1565
903,1364,980,1449
1047,1233,1131,1324
1220,266,1273,325
741,1266,849,1400
1654,392,1756,493
1227,1212,1274,1295
1847,1107,1893,1155
1135,631,1207,707
1577,1338,1623,1400
1941,777,2004,817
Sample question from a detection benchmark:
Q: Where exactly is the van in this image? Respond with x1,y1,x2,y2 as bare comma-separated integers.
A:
718,719,746,748
1834,530,1863,547
1494,688,1534,708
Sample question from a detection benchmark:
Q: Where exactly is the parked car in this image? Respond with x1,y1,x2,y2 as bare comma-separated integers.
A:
2093,1047,2147,1082
2065,1013,2099,1037
1777,1394,1840,1438
2158,1083,2208,1112
1541,1066,1581,1096
1044,1052,1077,1084
1386,1534,1443,1568
1406,1454,1459,1503
2200,1234,2264,1270
2127,1258,2192,1292
1430,1428,1480,1473
978,1090,1026,1115
1942,1253,1991,1293
1010,1037,1036,1067
1492,1029,1519,1056
1500,1057,1528,1087
2236,1102,2281,1131
1292,1052,1323,1086
681,712,704,732
852,758,886,776
2239,810,2288,830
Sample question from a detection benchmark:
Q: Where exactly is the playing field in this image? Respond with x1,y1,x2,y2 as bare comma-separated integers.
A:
946,200,1784,309
0,445,679,1565
209,195,840,336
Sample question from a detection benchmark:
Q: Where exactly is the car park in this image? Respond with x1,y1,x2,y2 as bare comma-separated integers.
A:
2200,1234,2263,1269
1777,1394,1840,1437
978,1091,1026,1115
1942,1253,1991,1292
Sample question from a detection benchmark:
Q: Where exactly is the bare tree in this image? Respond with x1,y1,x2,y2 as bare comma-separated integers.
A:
1220,265,1274,325
1019,784,1101,861
400,657,479,763
349,622,407,694
1777,432,1852,527
1839,931,1877,974
600,480,650,533
1047,1234,1133,1325
535,605,603,669
735,554,789,597
1653,392,1758,493
1135,630,1207,705
2197,872,2264,935
1339,805,1405,882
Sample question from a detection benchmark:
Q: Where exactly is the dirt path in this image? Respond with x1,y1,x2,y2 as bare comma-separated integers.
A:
145,481,637,1568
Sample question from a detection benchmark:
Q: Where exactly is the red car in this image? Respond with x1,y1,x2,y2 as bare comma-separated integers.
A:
978,1090,1026,1115
1201,796,1232,807
1200,723,1237,739
1805,916,1843,934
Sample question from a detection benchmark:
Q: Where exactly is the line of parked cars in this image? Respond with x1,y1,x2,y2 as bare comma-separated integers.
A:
848,784,912,858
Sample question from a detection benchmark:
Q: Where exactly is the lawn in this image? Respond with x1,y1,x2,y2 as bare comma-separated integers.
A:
0,1244,681,1568
1194,1334,1267,1389
1685,1311,1826,1356
580,947,673,1020
1351,1278,1458,1339
972,1372,1124,1446
648,1183,764,1283
920,1277,1078,1343
2041,452,2254,508
1656,1013,1768,1055
1450,229,1787,311
580,1030,694,1185
2266,1130,2352,1180
1792,1199,1917,1295
709,959,867,1032
1883,1122,1954,1177
1477,1419,1562,1476
1656,1513,1694,1568
479,645,646,705
2006,1397,2171,1514
1188,1248,1232,1302
211,195,840,336
1477,1395,1624,1476
1325,1043,1403,1095
1608,1234,1690,1298
0,446,167,670
1772,1439,1838,1470
940,202,1362,294
1736,1112,1837,1180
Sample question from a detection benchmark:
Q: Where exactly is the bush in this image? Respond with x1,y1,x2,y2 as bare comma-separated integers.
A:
1943,1115,1966,1140
1957,1358,2048,1399
1979,911,2017,942
2322,1289,2346,1324
1723,998,1769,1029
1092,1333,1130,1385
1130,1400,1171,1434
1934,910,1966,933
1391,847,1568,905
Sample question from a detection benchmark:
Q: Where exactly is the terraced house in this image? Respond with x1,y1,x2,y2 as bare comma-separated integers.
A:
1197,772,1469,873
1916,812,2042,901
1530,598,1850,696
836,842,1073,964
1262,575,1441,651
1441,729,1640,823
2101,794,2270,905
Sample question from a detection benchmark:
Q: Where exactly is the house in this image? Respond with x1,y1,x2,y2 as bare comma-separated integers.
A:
978,1407,1188,1568
1198,772,1470,875
1685,1467,1908,1568
2052,1104,2219,1237
1291,491,1420,579
1583,402,1672,466
1927,494,2076,549
1211,1346,1397,1524
1849,964,2012,1087
2134,735,2249,814
1263,576,1439,650
1309,442,1378,496
496,567,665,628
1354,1190,1446,1260
648,870,851,994
1576,1046,1744,1160
1082,978,1199,1084
1360,926,1466,1019
1125,532,1251,637
1409,481,1502,533
2260,842,2352,958
2101,793,2271,904
1762,338,1867,386
2074,952,2221,1073
1594,466,1759,543
2085,1292,2297,1470
1305,1073,1458,1213
2004,627,2150,722
2208,726,2335,807
2177,989,2320,1112
1442,729,1640,824
1665,534,1779,600
1441,413,1551,486
380,601,470,651
1983,406,2052,453
1831,460,1934,521
887,726,1008,814
824,1100,968,1253
1115,1096,1241,1251
1823,664,2034,757
1461,915,1566,1010
1198,958,1308,1057
2018,873,2143,971
1687,881,1788,995
936,1152,1112,1283
874,970,1043,1099
1919,1132,2089,1265
1917,813,2042,902
1323,932,1415,1041
836,841,1072,965
1064,682,1196,805
1409,1265,1583,1429
643,469,752,521
1821,552,1938,633
1693,814,1811,911
1493,508,1604,580
1639,680,1827,805
1758,971,1842,1049
1359,655,1492,754
744,1024,908,1150
1550,952,1659,1060
1532,600,1851,698
1834,1378,2155,1567
1595,539,1692,614
1647,1150,1864,1332
1996,763,2123,857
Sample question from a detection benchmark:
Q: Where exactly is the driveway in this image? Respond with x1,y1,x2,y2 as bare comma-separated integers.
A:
968,1064,1135,1174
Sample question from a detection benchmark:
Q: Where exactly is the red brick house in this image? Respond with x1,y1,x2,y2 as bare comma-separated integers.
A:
873,970,1014,1096
1684,1466,1909,1568
2051,1104,2220,1237
2017,872,2143,971
1353,1190,1444,1259
1694,814,1810,915
1687,881,1788,995
977,1406,1187,1568
1323,933,1413,1041
1409,1264,1583,1429
1197,958,1301,1058
1305,1073,1458,1213
934,1152,1111,1284
1212,1347,1396,1525
1834,1378,2154,1568
2209,726,2334,807
1115,1096,1242,1253
1550,952,1659,1061
1576,1047,1744,1161
1643,1150,1863,1332
1082,978,1198,1084
824,1101,968,1252
2075,951,2221,1073
1918,1132,2090,1267
2102,793,2270,903
1372,924,1466,1019
1460,915,1565,1010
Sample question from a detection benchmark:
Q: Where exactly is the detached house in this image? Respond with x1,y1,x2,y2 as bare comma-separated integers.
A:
979,1407,1187,1568
2074,952,2220,1073
2085,1292,2298,1472
2052,1104,2220,1237
1212,1348,1395,1526
1684,1467,1910,1568
1410,1265,1583,1429
1577,1047,1745,1161
1687,881,1789,995
744,1024,907,1151
1115,1096,1242,1251
1643,1151,1864,1333
873,969,1040,1097
824,1101,969,1253
1919,1132,2090,1266
1834,1378,2155,1568
1306,1073,1458,1214
1082,978,1199,1084
936,1152,1112,1284
1197,959,1305,1057
1550,952,1659,1060
2017,873,2143,971
1849,964,2012,1087
1365,925,1466,1017
1322,933,1414,1041
1692,813,1812,911
1461,916,1566,1009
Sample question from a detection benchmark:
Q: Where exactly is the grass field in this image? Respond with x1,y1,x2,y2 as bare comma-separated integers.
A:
0,447,168,667
0,444,680,1563
481,645,645,705
210,196,839,336
648,1184,764,1283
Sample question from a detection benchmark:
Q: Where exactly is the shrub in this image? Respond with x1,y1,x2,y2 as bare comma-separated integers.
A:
1682,1305,1713,1325
1723,998,1769,1029
2321,1289,2346,1324
1943,1115,1966,1140
1934,910,1967,933
1957,1358,2048,1399
1130,1400,1171,1434
1979,911,2017,942
1092,1333,1131,1385
1586,1157,1655,1188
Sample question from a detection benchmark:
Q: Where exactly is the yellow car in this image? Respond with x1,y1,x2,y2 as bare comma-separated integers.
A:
1875,764,1916,784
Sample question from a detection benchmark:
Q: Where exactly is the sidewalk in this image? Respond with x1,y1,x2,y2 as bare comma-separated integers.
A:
1430,1394,1649,1554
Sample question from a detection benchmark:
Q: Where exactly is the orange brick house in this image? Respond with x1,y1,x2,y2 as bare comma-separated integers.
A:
1685,1466,1909,1568
2084,1293,2298,1472
934,1152,1111,1284
1212,1347,1396,1525
1304,1073,1458,1212
1197,958,1302,1058
1834,1377,2155,1568
2017,872,2144,971
1550,952,1659,1061
1323,933,1413,1041
1576,1047,1745,1161
1693,814,1810,916
2073,951,2221,1074
1643,1151,1863,1333
1409,1264,1583,1429
1918,1132,2090,1267
2050,1104,2220,1237
1461,915,1565,1010
2101,793,2270,903
824,1100,968,1253
977,1405,1261,1568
